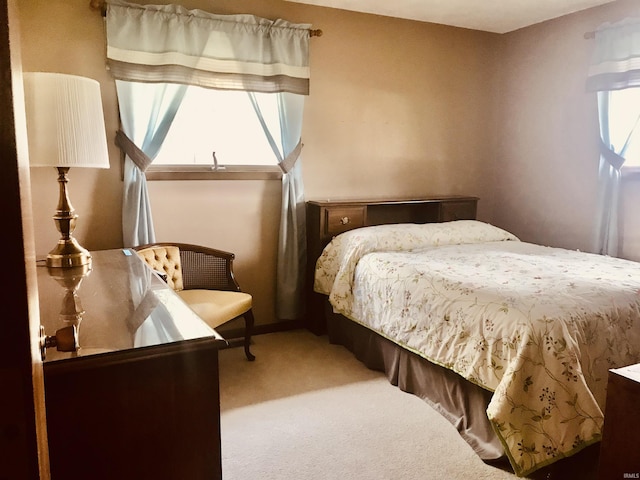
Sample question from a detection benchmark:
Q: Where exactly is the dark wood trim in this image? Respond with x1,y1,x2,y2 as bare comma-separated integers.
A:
43,337,227,375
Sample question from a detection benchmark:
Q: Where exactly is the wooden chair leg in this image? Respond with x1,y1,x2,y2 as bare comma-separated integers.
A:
244,309,255,361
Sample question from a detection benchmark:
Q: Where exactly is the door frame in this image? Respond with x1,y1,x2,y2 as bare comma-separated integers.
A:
0,0,50,477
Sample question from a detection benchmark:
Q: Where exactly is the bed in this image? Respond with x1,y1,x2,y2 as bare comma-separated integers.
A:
313,220,640,477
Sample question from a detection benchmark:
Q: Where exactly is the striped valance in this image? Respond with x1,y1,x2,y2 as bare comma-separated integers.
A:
587,17,640,92
105,0,311,95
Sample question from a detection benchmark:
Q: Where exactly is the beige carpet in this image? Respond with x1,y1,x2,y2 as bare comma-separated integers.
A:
218,329,526,480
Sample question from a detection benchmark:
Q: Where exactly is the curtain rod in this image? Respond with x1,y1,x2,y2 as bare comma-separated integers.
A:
89,1,323,36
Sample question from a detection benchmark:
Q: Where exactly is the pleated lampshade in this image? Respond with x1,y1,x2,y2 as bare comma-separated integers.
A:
23,72,110,169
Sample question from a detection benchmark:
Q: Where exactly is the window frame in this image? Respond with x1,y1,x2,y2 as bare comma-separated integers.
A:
621,165,640,181
145,163,282,181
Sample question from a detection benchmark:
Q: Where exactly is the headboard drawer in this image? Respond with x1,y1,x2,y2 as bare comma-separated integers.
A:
325,206,366,236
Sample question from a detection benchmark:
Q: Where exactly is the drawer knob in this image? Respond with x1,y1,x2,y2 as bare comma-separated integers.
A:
340,216,350,225
40,324,78,361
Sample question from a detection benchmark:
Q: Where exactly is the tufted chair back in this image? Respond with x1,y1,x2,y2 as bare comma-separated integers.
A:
136,245,184,291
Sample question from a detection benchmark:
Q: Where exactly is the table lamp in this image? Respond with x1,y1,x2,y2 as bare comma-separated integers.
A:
23,72,110,268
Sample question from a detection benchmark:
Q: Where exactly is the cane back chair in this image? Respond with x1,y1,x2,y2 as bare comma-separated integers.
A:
134,242,255,361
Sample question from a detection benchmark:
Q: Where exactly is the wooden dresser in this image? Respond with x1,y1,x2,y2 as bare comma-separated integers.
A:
38,249,226,480
305,196,478,334
598,363,640,479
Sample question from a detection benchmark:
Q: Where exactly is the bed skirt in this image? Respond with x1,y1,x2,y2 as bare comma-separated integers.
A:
325,302,505,462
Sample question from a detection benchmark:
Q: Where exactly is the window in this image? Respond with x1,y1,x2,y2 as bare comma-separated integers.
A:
147,85,282,180
610,88,640,171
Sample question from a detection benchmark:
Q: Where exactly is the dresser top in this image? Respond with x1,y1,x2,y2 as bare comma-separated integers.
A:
612,363,640,383
38,248,224,365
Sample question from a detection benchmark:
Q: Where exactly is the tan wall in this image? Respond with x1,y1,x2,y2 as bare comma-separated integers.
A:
17,0,499,327
493,0,640,259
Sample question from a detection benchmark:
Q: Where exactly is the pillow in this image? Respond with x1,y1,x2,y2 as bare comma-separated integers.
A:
314,220,519,296
331,220,518,250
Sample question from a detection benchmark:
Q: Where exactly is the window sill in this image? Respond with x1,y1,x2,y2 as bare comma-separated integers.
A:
622,167,640,181
146,165,282,181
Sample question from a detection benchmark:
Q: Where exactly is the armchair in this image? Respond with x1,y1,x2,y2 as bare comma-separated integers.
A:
134,242,255,361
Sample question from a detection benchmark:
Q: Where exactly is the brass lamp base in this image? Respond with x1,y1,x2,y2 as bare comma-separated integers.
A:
46,237,92,268
46,166,92,269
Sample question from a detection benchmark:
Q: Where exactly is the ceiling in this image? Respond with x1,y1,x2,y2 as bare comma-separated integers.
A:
285,0,616,34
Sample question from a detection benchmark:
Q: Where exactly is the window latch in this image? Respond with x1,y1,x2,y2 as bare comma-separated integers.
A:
212,151,225,171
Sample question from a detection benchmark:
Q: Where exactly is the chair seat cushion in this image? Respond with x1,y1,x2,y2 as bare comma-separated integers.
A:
178,289,252,329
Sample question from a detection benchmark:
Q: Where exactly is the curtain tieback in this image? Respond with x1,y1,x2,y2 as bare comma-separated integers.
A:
115,129,153,172
599,138,625,171
279,140,303,174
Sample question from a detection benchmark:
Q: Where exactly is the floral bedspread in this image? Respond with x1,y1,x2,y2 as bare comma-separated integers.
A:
314,221,640,477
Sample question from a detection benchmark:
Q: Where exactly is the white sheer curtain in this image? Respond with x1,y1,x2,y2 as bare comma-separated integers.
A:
593,91,640,255
116,81,187,246
587,17,640,256
249,92,306,320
